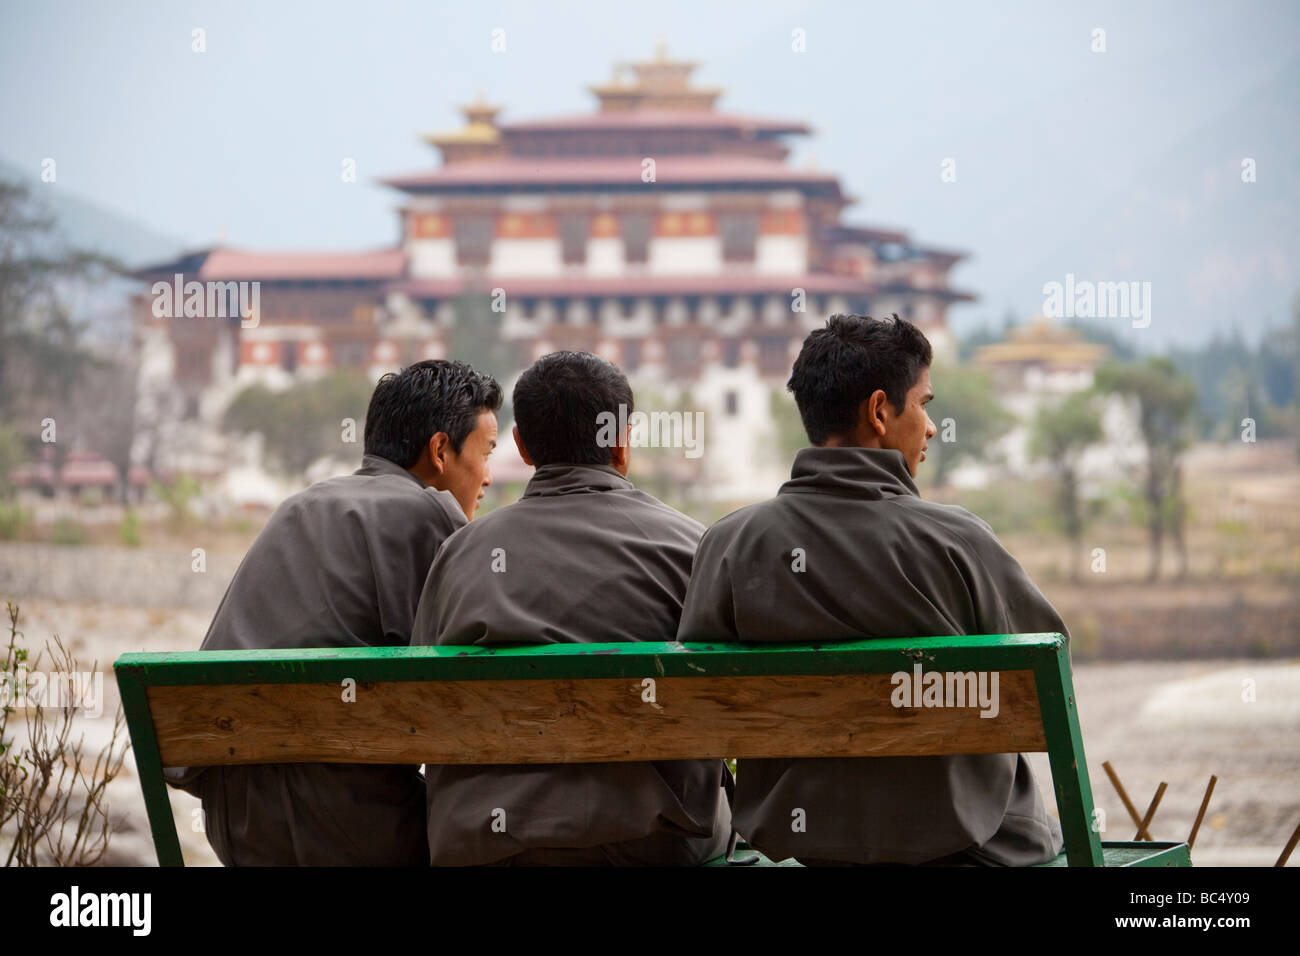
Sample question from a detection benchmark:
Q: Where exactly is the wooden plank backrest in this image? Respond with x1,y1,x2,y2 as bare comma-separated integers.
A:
113,632,1103,867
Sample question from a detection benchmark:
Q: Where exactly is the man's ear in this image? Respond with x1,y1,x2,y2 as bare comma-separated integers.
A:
512,425,534,467
610,427,631,475
426,432,452,476
863,390,890,438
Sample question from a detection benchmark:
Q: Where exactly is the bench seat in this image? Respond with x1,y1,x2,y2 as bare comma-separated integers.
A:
114,634,1191,867
705,841,1193,867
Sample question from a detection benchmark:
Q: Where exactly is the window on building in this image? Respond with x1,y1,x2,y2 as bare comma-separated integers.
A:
621,212,653,265
557,213,589,265
722,339,741,368
684,296,702,323
334,340,369,368
622,339,641,371
175,341,215,383
453,214,494,267
758,335,789,375
719,212,760,263
667,337,700,379
618,296,638,319
724,390,739,416
280,342,298,373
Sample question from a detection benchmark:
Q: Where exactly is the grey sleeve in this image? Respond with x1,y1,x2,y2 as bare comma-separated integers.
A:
375,491,465,646
409,523,461,647
676,530,739,641
969,520,1071,644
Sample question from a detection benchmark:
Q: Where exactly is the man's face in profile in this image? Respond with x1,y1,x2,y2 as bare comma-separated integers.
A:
440,410,497,519
883,366,937,478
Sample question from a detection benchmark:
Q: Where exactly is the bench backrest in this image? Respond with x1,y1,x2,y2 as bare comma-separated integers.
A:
113,632,1104,866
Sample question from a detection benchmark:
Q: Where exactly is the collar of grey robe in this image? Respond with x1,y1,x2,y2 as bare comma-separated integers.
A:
780,446,920,501
522,463,632,497
357,453,427,488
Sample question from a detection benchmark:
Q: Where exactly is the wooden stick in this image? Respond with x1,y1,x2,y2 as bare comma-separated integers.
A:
1187,775,1217,849
1103,761,1147,836
1275,818,1300,867
1134,783,1167,842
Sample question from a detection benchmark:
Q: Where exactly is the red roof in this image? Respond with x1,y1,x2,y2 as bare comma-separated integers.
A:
383,156,843,193
392,273,877,299
200,248,406,280
61,458,119,487
135,247,406,281
500,111,809,135
823,224,910,245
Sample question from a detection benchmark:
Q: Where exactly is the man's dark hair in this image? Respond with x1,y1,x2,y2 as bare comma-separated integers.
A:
787,313,932,445
363,359,502,468
512,351,633,467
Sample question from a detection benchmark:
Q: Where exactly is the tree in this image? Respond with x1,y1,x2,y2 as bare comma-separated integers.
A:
448,290,522,382
0,179,133,498
1028,391,1104,581
223,372,373,477
0,602,129,865
924,363,1015,488
0,181,119,441
625,385,708,519
1292,291,1300,460
769,388,807,465
1094,358,1198,580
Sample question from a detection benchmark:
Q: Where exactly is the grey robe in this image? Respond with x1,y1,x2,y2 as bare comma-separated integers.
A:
411,463,732,866
676,446,1066,866
165,453,466,866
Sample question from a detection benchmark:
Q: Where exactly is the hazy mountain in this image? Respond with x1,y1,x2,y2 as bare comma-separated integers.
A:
0,157,185,271
951,56,1300,352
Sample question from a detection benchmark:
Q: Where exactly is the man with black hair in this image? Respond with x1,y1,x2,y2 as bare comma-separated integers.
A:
167,359,502,866
412,350,731,866
677,313,1066,866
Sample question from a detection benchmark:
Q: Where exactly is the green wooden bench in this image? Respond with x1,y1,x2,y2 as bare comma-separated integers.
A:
113,632,1191,867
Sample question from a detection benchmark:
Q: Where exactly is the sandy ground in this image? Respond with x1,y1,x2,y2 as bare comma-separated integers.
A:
3,598,1296,867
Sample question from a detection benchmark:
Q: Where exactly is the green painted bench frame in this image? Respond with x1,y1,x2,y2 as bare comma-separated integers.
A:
113,632,1191,867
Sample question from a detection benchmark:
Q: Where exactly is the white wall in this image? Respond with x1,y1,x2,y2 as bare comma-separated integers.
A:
407,239,457,278
648,236,722,275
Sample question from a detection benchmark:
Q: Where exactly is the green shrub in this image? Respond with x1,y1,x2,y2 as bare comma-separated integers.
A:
118,509,142,547
50,515,85,546
0,501,29,540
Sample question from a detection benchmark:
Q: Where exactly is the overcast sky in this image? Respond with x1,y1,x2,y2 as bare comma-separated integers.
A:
2,0,1296,348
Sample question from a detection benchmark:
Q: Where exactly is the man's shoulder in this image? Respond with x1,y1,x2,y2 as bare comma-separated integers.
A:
896,496,1001,547
450,487,704,543
697,499,774,546
275,469,464,529
701,490,999,554
438,500,513,545
619,486,706,538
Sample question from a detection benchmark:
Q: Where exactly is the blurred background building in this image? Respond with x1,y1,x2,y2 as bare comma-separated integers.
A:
130,46,973,503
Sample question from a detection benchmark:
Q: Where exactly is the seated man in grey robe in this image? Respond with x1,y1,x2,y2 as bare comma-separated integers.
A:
677,313,1066,866
166,359,502,866
412,350,732,866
